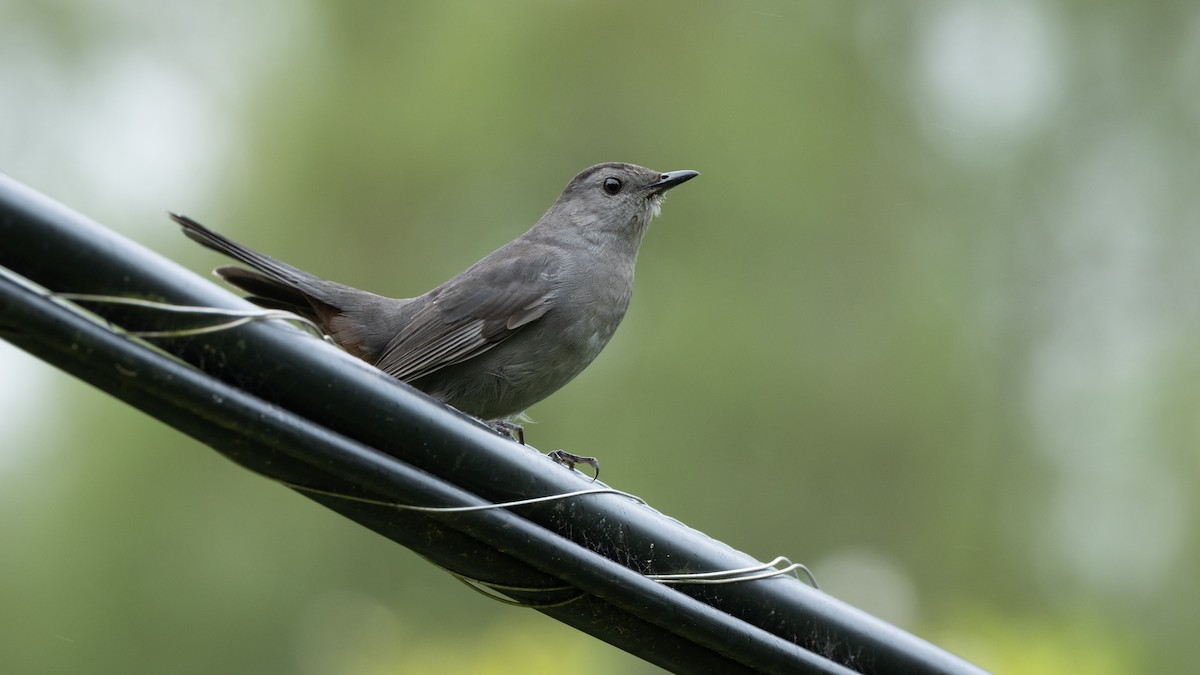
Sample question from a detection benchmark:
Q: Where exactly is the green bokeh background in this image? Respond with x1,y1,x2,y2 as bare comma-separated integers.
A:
2,1,1197,673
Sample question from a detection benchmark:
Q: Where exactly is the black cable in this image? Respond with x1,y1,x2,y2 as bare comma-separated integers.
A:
0,175,988,675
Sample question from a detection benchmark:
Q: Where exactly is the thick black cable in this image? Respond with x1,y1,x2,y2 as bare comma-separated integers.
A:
0,175,988,674
1,271,850,674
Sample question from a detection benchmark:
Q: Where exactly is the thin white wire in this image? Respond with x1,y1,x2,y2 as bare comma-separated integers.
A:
54,292,329,340
0,265,822,594
279,480,647,511
649,556,819,589
282,478,818,589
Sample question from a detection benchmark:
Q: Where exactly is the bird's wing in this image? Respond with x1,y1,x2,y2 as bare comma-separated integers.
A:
373,251,559,382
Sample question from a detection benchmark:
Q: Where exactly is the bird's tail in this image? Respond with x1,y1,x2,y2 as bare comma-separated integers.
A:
171,212,337,322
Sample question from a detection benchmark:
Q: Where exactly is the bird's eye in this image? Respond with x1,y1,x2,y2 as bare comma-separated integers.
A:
603,177,622,195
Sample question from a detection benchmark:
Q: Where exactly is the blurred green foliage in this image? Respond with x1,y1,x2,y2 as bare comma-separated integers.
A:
2,0,1198,672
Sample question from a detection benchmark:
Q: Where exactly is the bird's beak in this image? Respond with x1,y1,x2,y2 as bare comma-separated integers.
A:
648,170,700,193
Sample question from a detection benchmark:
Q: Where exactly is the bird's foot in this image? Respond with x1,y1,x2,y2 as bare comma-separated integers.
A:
490,420,525,444
547,450,600,481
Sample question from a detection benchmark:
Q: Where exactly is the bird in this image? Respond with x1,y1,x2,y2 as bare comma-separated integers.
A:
174,162,698,475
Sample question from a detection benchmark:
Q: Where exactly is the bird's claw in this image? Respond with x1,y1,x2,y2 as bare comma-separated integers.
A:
547,450,600,481
491,420,525,444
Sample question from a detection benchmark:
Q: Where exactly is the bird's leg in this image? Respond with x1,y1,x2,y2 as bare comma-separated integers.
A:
547,450,600,481
485,419,599,479
490,420,525,444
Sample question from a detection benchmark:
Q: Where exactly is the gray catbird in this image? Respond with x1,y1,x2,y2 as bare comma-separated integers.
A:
174,162,697,470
